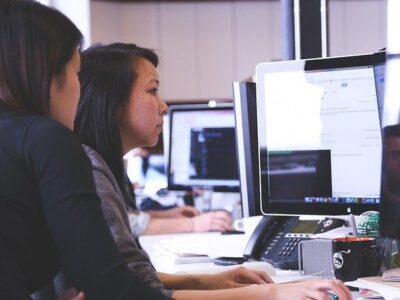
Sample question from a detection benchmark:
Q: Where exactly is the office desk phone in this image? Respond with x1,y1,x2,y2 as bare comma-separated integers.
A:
243,216,344,269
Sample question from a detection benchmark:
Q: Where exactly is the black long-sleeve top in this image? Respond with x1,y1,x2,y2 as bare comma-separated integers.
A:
0,108,169,300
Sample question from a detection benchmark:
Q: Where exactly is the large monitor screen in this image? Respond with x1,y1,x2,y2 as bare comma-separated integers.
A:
167,104,239,191
256,53,384,215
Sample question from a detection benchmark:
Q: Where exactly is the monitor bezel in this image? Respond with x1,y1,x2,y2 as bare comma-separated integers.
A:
233,81,262,217
166,103,240,192
256,53,385,216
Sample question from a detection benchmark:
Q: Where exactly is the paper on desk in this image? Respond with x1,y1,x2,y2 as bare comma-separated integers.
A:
167,233,249,258
139,231,253,273
174,253,212,264
346,276,400,300
312,226,354,239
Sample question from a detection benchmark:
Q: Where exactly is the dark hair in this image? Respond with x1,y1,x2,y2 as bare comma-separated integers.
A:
384,124,400,138
74,43,159,205
0,0,83,114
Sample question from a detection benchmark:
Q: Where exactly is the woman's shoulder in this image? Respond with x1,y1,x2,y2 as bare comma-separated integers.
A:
0,111,80,157
82,145,110,171
26,114,72,136
22,115,83,156
82,145,129,211
81,145,120,189
0,110,66,135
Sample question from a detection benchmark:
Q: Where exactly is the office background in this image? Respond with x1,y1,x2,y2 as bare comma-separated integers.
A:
40,0,387,101
90,0,387,101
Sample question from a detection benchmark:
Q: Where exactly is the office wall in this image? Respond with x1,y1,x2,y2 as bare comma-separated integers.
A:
91,1,281,101
91,0,386,101
39,0,91,48
329,0,387,56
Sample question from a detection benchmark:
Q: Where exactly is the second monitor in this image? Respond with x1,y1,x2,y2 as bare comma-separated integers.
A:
256,53,384,216
167,104,239,192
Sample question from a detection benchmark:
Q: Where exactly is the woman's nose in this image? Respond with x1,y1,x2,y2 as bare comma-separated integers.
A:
159,97,168,116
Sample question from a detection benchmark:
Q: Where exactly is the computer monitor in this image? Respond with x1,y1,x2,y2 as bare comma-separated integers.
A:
162,112,170,175
233,82,262,217
167,104,240,192
373,51,386,120
256,53,384,216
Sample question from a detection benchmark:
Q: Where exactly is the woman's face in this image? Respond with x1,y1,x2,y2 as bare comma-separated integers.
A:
119,58,168,154
49,49,81,130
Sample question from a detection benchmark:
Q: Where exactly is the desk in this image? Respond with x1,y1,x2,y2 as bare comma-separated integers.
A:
139,231,252,273
139,230,311,284
139,225,361,299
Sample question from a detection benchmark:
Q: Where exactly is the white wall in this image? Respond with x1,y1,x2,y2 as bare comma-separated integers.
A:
40,0,91,49
328,0,387,56
53,0,91,48
91,0,387,101
91,1,281,101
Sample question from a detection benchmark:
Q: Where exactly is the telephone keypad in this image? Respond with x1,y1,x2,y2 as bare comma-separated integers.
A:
263,236,309,266
259,217,311,269
247,216,344,270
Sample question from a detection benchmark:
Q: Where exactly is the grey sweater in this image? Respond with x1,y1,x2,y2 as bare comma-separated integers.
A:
32,145,172,299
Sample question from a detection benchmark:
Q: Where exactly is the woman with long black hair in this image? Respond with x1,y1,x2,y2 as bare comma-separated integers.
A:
74,42,352,300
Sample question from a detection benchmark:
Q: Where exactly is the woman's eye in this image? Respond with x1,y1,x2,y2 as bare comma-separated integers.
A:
149,88,158,95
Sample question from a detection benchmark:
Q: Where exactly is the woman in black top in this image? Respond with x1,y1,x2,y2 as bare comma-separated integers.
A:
0,2,167,299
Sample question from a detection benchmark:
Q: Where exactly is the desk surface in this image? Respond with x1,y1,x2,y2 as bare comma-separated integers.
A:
139,216,370,299
139,231,362,298
139,231,249,273
140,231,313,285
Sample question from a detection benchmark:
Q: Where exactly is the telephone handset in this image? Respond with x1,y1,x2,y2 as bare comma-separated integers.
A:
243,215,345,270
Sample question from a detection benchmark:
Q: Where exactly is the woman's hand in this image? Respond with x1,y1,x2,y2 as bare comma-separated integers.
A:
166,206,200,218
170,277,351,299
148,206,200,219
268,279,352,300
57,288,84,300
192,210,232,232
202,266,273,289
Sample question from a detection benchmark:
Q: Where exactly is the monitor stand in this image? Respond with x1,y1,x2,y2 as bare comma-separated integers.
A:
348,213,358,236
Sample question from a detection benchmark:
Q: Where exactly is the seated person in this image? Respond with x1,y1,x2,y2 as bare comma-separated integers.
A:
128,201,231,236
123,154,232,236
0,2,168,299
381,124,400,237
72,42,352,300
89,92,232,237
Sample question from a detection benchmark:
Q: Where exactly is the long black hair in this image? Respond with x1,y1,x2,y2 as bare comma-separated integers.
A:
0,0,83,114
74,43,159,205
